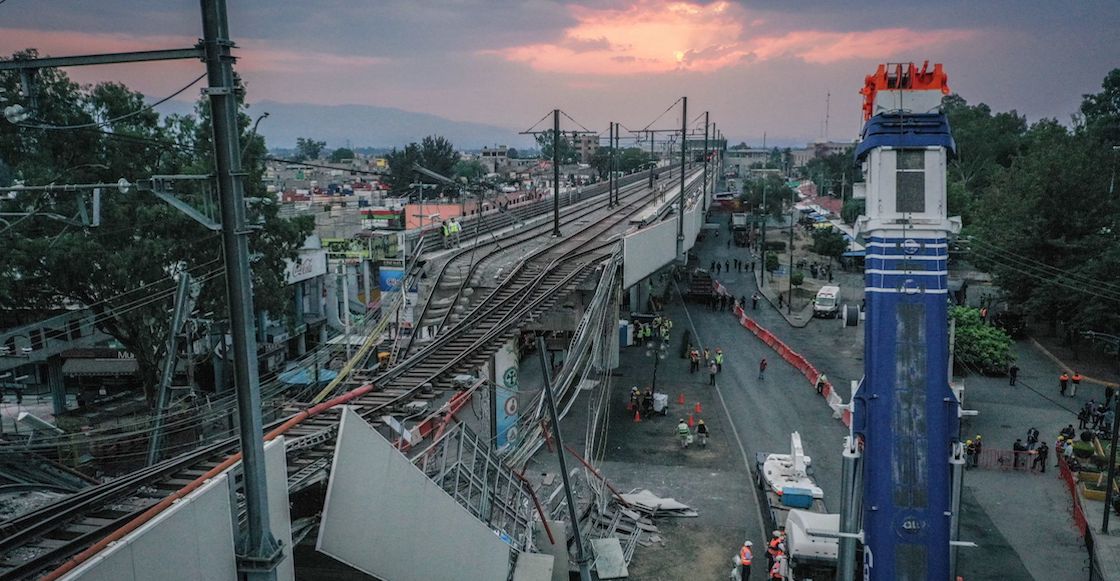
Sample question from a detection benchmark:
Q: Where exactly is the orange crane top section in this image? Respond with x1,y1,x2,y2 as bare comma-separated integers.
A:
860,61,950,121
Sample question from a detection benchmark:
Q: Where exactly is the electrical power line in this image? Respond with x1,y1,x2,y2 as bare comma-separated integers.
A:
968,237,1120,295
19,72,208,131
640,97,683,132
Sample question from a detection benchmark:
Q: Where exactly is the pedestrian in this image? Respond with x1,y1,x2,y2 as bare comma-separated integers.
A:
696,419,709,446
1012,438,1027,469
769,555,785,580
716,262,722,274
752,293,759,310
751,260,756,272
778,293,784,309
1008,363,1019,386
725,260,730,273
677,419,691,448
709,360,718,386
815,373,828,395
711,261,716,271
965,439,976,469
1026,426,1040,449
1078,406,1090,430
1032,441,1049,473
736,541,753,581
974,434,982,466
1060,424,1075,440
715,348,724,373
1071,371,1082,397
690,348,700,373
1059,372,1070,396
740,295,747,309
758,358,768,380
828,270,833,283
704,348,711,362
766,530,784,570
727,238,732,249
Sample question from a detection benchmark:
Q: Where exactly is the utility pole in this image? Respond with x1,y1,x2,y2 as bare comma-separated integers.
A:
536,337,592,581
677,96,687,263
147,268,195,466
613,121,620,205
552,109,562,237
609,122,617,207
648,130,656,190
788,203,795,314
702,112,709,214
200,0,282,575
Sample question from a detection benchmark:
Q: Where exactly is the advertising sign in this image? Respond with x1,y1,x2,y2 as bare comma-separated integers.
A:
493,339,520,451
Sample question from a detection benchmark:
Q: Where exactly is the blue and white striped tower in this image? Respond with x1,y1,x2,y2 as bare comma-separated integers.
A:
851,63,962,581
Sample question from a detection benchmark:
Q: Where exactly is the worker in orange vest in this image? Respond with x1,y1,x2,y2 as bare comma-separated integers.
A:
1071,372,1083,397
1059,372,1070,396
736,541,753,580
766,530,785,569
769,554,787,579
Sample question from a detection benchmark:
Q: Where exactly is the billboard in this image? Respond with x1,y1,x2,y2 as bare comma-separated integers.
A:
494,339,521,451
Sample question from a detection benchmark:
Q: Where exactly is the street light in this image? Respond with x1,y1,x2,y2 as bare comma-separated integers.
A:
645,338,668,392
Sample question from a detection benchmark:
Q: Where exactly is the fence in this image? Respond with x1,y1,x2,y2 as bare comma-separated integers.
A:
1058,455,1108,580
972,447,1052,473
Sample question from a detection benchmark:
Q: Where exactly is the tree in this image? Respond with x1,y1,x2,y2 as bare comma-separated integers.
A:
765,252,779,273
506,147,519,160
951,306,1013,374
811,227,848,262
329,147,355,163
293,137,326,162
419,135,457,178
741,174,791,218
941,94,1027,225
453,159,486,181
802,152,861,199
1079,68,1120,145
535,131,578,165
841,198,865,225
791,271,805,288
385,143,422,196
0,55,312,405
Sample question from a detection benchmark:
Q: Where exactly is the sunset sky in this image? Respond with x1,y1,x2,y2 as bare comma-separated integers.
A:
3,0,1118,145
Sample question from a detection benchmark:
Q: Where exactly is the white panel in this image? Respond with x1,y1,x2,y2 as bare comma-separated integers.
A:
317,407,511,581
63,475,237,581
682,199,702,252
622,218,678,288
265,438,296,581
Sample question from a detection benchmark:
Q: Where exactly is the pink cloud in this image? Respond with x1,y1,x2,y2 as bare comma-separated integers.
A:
484,1,974,75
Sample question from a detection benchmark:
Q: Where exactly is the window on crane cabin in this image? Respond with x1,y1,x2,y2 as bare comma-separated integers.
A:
895,150,926,213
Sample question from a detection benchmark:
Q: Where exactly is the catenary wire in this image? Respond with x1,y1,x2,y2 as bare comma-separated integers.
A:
18,73,207,131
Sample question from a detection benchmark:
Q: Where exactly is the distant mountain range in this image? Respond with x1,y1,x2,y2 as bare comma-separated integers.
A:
157,100,532,150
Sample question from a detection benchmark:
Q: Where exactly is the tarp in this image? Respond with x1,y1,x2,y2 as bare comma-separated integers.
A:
278,367,338,385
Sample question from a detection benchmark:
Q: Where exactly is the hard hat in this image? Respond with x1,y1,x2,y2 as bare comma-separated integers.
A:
679,419,685,423
966,440,972,445
772,530,781,537
698,419,705,424
744,541,753,546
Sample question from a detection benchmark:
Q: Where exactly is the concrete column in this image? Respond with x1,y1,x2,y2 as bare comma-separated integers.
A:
47,356,66,415
362,259,372,311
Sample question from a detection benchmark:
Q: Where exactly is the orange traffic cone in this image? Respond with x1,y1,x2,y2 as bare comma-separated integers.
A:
688,414,695,427
634,410,642,423
694,401,703,414
677,393,685,405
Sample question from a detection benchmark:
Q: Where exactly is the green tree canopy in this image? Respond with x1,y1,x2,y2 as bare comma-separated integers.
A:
329,147,355,163
0,51,312,404
951,306,1013,374
506,147,519,160
293,137,326,162
741,174,791,218
811,227,848,261
535,131,579,165
453,159,486,181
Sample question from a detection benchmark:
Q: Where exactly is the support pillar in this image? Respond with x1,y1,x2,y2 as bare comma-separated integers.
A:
362,259,372,311
47,356,66,415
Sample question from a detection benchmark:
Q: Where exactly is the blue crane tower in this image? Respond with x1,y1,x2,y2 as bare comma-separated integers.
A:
843,62,965,581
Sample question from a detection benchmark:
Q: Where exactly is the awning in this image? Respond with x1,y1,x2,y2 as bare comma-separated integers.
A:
62,358,138,377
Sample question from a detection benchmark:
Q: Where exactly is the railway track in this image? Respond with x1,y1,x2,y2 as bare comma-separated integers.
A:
0,166,706,579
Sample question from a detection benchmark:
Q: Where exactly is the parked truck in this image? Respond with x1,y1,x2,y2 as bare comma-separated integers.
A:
732,213,750,247
755,432,839,581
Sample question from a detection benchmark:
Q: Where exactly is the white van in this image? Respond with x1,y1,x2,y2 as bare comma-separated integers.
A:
813,286,841,318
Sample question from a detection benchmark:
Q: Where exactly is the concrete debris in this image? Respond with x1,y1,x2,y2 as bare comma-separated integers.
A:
619,489,699,518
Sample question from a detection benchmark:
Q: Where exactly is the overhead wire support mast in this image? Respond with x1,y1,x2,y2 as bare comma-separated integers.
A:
677,96,687,263
519,108,597,237
1,1,283,578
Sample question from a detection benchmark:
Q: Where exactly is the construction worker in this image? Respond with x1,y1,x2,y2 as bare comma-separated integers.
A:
677,419,691,448
689,348,701,373
759,358,768,380
766,530,784,569
628,386,640,412
1059,372,1070,396
769,554,786,580
974,435,983,467
440,220,450,249
965,439,976,469
715,348,724,373
709,360,718,386
816,373,828,395
736,541,753,580
1072,371,1083,397
696,419,709,446
704,348,712,363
